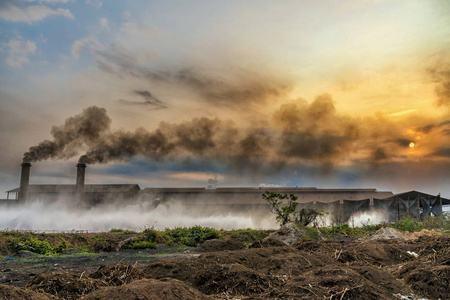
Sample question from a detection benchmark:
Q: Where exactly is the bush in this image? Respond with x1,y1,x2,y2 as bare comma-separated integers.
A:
229,229,270,243
421,215,450,230
54,239,70,254
8,237,53,255
294,208,325,227
128,240,157,250
393,216,423,232
162,226,222,246
305,228,320,240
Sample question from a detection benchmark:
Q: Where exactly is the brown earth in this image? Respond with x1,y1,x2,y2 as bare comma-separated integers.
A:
0,233,449,299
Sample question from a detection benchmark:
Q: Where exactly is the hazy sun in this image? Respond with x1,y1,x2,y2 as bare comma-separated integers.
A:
409,142,415,148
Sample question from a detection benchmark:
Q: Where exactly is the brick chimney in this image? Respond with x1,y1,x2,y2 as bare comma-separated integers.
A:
19,162,31,202
76,163,86,194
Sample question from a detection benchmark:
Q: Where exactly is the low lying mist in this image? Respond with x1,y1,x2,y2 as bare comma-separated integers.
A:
0,197,278,232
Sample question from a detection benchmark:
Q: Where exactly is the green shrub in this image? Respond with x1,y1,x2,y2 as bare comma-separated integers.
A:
142,228,163,243
229,229,270,243
8,237,53,255
393,216,423,232
421,215,450,230
305,228,320,240
161,226,222,246
128,240,157,250
54,239,70,254
76,235,89,243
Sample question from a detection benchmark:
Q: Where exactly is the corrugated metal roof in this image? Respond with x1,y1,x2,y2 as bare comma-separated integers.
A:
381,190,450,204
7,184,140,193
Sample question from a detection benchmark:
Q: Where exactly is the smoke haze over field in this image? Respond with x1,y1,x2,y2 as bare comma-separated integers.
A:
0,198,277,231
1,0,450,198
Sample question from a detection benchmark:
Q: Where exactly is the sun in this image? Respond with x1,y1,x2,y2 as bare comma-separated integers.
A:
409,142,415,148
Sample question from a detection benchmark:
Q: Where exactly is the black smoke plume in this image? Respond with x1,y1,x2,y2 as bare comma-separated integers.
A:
23,106,111,163
23,96,415,172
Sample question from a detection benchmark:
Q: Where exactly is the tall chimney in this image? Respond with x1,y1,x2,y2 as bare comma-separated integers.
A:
19,162,31,202
76,163,86,194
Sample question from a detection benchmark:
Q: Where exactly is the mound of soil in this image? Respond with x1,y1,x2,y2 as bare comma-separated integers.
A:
264,223,325,246
369,227,411,241
81,278,210,300
408,228,442,239
0,284,56,299
336,240,413,265
196,238,246,252
26,272,107,299
279,265,400,300
190,263,280,296
144,257,206,281
249,237,286,248
90,263,148,286
396,259,450,299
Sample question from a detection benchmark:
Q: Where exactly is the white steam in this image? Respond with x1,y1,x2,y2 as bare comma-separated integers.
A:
0,197,277,232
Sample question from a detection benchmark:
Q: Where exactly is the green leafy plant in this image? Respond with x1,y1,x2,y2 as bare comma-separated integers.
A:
393,216,423,232
127,240,157,249
161,226,222,246
262,191,299,226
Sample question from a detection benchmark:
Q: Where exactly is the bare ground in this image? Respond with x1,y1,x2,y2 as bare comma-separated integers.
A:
1,234,449,299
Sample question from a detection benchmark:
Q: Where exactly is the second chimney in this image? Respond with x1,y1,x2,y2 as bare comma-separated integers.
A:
76,163,86,194
19,162,31,202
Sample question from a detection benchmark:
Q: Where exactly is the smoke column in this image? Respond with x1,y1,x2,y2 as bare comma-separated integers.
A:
23,97,413,173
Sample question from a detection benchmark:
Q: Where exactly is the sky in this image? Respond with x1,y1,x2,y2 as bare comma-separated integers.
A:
0,0,449,197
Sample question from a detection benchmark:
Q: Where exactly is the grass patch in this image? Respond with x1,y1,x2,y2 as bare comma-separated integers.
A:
226,228,271,243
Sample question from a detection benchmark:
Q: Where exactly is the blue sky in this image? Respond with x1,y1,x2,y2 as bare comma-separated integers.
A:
0,0,449,196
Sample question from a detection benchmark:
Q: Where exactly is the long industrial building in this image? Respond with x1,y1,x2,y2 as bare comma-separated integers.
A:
2,163,449,223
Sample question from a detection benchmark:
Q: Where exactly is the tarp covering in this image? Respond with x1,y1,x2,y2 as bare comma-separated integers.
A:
342,199,370,223
295,190,444,224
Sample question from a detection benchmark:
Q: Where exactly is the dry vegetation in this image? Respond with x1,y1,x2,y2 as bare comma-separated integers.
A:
0,217,449,299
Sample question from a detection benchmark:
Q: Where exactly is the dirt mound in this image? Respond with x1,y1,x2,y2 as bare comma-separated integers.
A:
90,263,148,286
336,240,413,265
144,257,207,281
396,262,450,300
26,272,107,299
0,284,56,299
81,278,211,300
190,263,281,296
369,227,411,241
408,228,442,239
278,265,404,300
415,234,450,264
264,223,325,246
196,238,246,252
249,237,286,248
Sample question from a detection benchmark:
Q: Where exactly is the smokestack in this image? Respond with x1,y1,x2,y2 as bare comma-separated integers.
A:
76,163,86,194
19,162,31,202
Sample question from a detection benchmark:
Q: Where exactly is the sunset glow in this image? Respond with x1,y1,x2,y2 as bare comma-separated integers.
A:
0,0,449,196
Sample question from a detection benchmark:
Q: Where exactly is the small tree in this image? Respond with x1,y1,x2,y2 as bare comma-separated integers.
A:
294,207,325,227
262,191,298,226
